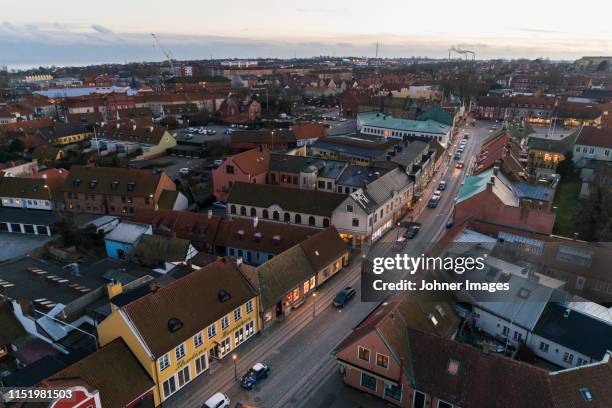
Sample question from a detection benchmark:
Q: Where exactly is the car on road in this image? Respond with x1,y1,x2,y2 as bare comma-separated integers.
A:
404,225,421,239
240,362,270,390
203,392,230,408
453,152,462,160
392,236,408,251
427,195,441,208
207,129,217,135
212,201,227,209
463,133,470,139
455,161,465,169
457,148,464,154
438,180,447,190
178,167,191,176
433,190,442,197
333,287,356,307
213,159,223,167
224,128,233,135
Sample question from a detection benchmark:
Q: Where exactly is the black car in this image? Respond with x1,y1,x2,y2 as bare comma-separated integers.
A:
333,287,356,308
404,225,421,239
240,363,270,390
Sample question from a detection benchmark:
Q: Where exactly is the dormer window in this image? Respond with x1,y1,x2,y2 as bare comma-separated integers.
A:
127,182,136,192
447,359,460,376
111,180,120,190
73,178,81,187
580,388,593,402
89,179,97,189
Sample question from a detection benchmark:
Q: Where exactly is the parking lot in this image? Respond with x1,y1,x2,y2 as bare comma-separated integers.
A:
0,232,52,262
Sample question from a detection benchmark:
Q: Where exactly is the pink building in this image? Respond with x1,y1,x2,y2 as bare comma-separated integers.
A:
212,146,270,202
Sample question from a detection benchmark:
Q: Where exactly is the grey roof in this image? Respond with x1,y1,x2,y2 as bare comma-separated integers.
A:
0,256,107,306
227,182,347,217
513,182,555,202
269,154,347,179
104,222,150,244
0,208,58,226
311,139,387,160
348,168,413,214
390,140,430,168
534,303,612,360
336,165,392,188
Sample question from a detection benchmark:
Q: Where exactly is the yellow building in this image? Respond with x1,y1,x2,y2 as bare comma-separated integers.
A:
97,257,260,406
39,123,92,146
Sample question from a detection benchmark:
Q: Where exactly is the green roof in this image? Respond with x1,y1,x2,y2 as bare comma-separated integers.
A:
358,111,451,135
527,128,581,154
456,168,495,204
417,106,454,126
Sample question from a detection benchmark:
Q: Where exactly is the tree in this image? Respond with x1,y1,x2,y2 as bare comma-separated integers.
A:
597,60,610,72
575,186,609,242
556,151,575,179
8,138,25,153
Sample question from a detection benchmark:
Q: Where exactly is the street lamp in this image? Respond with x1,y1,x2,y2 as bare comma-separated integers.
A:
232,354,238,381
312,292,317,318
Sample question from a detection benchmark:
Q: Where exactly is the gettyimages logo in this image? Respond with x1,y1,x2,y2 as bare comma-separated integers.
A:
371,253,487,275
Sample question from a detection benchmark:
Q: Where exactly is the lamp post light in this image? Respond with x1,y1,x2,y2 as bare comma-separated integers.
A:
312,292,317,318
232,354,238,381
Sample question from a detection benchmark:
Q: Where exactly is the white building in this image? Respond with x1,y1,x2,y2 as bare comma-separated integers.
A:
357,111,451,146
573,126,612,163
331,168,414,247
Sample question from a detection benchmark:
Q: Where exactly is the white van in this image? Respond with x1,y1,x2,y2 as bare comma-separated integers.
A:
203,392,230,408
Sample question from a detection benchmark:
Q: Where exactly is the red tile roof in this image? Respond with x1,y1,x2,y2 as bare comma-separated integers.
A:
575,126,612,149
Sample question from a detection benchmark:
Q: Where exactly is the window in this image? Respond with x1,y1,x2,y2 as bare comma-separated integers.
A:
240,206,246,216
360,372,376,391
346,204,354,213
175,343,186,360
577,357,586,366
502,326,510,336
308,216,315,226
226,165,234,174
230,205,236,214
376,353,389,369
539,342,549,352
295,214,302,224
221,314,230,330
352,218,359,227
234,307,242,322
563,352,574,364
246,299,254,314
358,346,370,362
273,211,280,221
159,353,170,371
513,331,523,342
177,366,190,387
428,314,438,326
284,212,291,222
235,326,245,346
436,304,446,317
317,180,325,189
323,218,330,227
580,388,593,402
195,355,207,374
384,382,402,401
263,209,269,219
219,337,231,357
245,320,255,338
208,323,217,339
438,401,453,408
162,376,177,398
250,208,257,217
413,391,426,408
447,359,460,375
194,332,203,348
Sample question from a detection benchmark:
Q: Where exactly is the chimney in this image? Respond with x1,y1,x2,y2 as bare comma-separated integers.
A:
208,209,213,219
107,279,123,300
236,257,243,266
116,122,120,129
148,282,160,292
132,124,137,131
253,216,259,228
374,171,380,179
362,180,368,191
148,126,154,132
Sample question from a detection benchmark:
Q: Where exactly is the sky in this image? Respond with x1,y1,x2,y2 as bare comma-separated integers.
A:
2,0,611,68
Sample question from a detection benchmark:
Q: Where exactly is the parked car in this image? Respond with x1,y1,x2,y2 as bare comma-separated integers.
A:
212,201,227,209
333,287,356,308
455,161,465,169
453,152,462,160
203,393,230,408
433,190,442,197
463,133,470,139
178,167,191,176
427,196,440,208
240,363,270,390
392,236,408,251
207,130,217,135
224,128,233,135
213,159,224,167
404,225,421,239
438,180,447,190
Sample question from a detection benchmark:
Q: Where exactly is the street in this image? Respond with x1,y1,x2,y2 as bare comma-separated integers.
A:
164,120,491,408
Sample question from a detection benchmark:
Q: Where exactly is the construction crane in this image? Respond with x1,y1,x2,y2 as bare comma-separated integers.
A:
151,33,176,76
448,46,476,61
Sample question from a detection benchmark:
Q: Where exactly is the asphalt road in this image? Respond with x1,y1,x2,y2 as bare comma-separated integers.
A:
164,120,491,408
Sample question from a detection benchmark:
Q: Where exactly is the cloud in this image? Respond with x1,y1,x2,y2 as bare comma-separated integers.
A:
91,24,113,34
511,27,567,34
